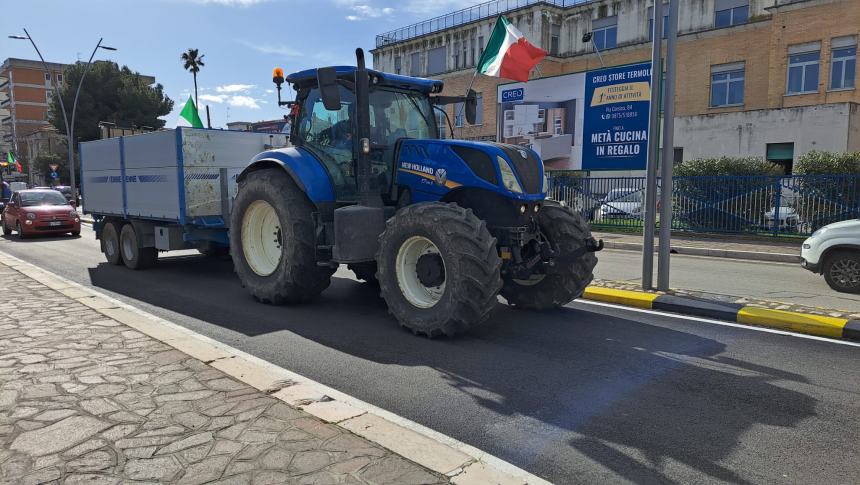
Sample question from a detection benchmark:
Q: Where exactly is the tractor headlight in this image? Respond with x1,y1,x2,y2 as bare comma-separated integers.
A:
497,156,523,194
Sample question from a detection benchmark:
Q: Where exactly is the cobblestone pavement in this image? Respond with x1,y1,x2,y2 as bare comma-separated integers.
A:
0,263,447,485
592,278,860,320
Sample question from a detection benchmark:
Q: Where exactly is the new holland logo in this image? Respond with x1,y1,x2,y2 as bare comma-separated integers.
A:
434,168,448,186
518,149,529,159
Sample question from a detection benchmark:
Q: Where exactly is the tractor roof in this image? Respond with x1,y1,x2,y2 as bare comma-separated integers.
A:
287,66,443,94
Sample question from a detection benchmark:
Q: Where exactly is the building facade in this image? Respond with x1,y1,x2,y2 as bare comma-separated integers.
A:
371,0,860,172
0,58,66,160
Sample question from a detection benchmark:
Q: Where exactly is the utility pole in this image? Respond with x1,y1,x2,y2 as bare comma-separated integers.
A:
642,0,663,290
657,0,679,291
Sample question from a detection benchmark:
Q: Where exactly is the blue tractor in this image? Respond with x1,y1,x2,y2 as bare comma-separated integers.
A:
230,49,601,336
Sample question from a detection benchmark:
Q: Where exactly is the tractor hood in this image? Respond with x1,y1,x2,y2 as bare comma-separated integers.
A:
395,139,546,201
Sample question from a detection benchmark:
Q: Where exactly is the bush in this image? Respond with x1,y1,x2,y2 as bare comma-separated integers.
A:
674,156,784,177
794,151,860,175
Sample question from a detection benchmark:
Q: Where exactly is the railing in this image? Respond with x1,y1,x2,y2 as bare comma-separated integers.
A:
547,174,860,237
375,0,592,47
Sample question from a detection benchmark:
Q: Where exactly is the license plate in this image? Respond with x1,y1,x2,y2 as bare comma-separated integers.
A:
49,221,62,227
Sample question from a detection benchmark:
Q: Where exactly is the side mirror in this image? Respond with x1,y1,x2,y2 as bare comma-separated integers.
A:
465,89,477,125
317,67,341,111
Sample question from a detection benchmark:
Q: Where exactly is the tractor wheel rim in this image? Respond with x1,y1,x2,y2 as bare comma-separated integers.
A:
831,259,860,287
396,236,446,308
241,200,282,277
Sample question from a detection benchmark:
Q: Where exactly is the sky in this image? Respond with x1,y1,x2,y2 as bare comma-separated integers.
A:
1,0,479,129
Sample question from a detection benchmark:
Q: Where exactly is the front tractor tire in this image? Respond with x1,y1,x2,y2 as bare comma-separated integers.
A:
230,168,333,304
377,202,502,337
501,205,597,310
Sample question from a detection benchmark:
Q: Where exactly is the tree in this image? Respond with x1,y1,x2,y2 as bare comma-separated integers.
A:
48,62,173,143
181,48,205,107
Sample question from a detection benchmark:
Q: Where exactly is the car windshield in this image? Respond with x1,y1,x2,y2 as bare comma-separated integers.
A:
20,191,68,207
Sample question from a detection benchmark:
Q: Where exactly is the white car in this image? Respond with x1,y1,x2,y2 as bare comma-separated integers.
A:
801,219,860,293
598,188,643,219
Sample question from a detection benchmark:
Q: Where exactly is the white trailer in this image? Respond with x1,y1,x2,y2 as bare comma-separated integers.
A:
81,127,288,268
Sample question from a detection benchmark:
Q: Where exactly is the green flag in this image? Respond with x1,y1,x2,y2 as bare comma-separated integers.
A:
3,152,10,167
179,96,204,128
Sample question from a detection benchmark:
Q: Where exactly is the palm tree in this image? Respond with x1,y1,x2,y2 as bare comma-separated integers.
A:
180,48,205,107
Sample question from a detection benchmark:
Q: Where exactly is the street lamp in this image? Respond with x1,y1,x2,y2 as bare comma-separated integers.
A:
9,29,116,203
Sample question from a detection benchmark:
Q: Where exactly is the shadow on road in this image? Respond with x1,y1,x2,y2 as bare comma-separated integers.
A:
86,255,822,484
1,233,81,243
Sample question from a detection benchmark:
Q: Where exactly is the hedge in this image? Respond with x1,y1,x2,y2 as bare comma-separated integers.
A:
794,151,860,175
674,156,784,177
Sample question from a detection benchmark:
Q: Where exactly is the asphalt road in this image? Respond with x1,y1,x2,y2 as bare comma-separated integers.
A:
595,249,860,313
3,227,859,485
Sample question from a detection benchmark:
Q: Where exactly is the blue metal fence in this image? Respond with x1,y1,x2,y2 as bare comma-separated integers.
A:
547,174,860,237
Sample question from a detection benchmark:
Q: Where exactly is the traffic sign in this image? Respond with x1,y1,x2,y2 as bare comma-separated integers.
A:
50,171,59,179
48,163,60,172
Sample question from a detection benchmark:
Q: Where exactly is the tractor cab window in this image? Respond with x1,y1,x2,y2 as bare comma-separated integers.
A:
367,88,437,191
298,86,357,200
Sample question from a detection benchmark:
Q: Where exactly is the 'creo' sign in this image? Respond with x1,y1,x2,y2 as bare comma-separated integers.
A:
501,88,524,102
582,62,652,171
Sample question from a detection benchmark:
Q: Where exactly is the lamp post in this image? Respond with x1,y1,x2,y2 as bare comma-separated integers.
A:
9,30,115,201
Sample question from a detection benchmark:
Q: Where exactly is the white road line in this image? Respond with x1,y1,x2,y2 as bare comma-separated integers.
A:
573,299,860,348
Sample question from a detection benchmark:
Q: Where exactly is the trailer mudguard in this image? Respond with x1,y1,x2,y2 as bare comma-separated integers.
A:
238,147,335,204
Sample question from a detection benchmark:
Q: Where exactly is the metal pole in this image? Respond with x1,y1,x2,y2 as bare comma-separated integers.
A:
70,38,103,202
642,0,663,290
657,0,679,291
589,38,606,68
21,28,71,185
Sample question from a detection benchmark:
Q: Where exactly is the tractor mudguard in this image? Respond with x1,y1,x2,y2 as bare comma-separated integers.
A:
238,147,335,204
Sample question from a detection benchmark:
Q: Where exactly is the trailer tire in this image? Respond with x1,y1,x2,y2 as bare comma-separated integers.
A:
102,222,123,265
230,168,333,304
348,262,378,284
376,202,502,337
120,223,157,270
501,205,597,310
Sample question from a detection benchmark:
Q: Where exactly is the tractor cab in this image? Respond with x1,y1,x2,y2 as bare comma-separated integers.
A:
274,65,474,204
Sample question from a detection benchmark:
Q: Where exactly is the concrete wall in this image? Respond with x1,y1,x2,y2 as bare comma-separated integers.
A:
674,103,854,161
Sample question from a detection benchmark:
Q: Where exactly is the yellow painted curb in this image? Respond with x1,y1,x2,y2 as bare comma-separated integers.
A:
737,307,847,339
583,286,658,309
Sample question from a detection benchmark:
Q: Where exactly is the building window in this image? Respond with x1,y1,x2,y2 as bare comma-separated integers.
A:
56,73,63,83
592,16,617,50
673,147,684,165
831,36,857,90
46,90,53,104
474,94,483,125
410,52,421,76
550,24,560,56
452,42,459,71
714,0,749,28
454,101,464,127
427,46,447,75
767,142,794,174
648,6,668,41
44,73,51,81
462,42,467,68
478,36,485,62
394,56,402,74
436,110,448,139
710,62,745,107
470,38,476,66
787,44,820,94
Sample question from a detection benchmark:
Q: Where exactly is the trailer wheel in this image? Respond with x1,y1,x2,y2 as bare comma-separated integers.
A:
501,205,597,310
101,222,123,265
120,224,157,270
377,202,502,337
230,168,333,304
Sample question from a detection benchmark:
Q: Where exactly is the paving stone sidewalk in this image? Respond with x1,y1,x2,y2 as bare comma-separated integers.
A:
0,262,447,485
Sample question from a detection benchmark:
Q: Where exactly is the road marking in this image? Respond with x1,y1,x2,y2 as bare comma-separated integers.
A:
0,249,551,485
574,299,860,348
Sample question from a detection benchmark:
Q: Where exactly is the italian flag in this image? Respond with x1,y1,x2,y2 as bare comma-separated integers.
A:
6,152,22,173
477,16,546,82
177,96,204,129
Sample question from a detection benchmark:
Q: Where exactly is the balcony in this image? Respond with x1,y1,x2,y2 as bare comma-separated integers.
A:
375,0,591,48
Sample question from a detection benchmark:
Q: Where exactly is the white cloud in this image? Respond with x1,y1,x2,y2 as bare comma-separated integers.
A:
229,95,261,109
190,0,268,6
215,84,255,93
265,89,274,94
335,0,394,21
200,94,228,103
238,39,303,57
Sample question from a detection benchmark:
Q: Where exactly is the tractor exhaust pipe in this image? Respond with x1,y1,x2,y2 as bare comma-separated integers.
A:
354,48,379,208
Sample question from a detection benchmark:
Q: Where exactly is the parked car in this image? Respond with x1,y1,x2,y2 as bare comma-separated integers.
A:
598,188,644,219
1,189,81,238
54,185,79,206
801,219,860,293
764,206,799,231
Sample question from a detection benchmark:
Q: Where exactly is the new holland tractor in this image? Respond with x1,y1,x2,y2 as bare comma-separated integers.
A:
230,49,601,336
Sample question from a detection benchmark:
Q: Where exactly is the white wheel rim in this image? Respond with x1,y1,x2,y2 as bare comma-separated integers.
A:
121,231,135,261
395,236,446,308
241,200,282,276
105,238,116,257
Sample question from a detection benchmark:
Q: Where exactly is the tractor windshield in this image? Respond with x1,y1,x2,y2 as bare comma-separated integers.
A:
368,88,437,143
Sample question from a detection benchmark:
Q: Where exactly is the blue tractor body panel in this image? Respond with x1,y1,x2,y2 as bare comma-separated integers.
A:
245,147,336,203
287,66,443,94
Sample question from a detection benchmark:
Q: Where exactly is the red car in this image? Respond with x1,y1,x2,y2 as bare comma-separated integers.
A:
2,189,81,238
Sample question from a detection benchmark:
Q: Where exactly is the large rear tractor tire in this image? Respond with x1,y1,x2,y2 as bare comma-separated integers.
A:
230,168,333,304
120,224,157,270
501,205,597,310
377,202,502,337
